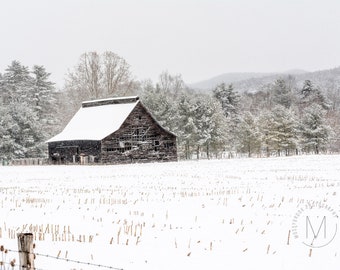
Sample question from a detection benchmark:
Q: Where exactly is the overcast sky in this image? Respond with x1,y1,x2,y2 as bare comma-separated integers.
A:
0,0,339,87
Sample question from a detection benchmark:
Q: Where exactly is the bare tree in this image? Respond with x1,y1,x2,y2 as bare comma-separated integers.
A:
157,71,185,97
65,52,102,101
63,51,136,118
82,52,101,99
102,51,133,96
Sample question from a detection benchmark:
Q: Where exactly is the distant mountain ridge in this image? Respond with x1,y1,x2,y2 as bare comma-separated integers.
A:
188,67,340,93
188,72,273,90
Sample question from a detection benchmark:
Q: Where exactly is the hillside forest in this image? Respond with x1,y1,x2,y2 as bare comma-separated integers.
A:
1,51,340,162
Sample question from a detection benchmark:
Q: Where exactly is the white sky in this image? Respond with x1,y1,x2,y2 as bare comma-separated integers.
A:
0,0,339,88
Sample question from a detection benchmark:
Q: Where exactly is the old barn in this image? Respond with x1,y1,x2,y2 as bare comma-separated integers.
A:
47,96,177,164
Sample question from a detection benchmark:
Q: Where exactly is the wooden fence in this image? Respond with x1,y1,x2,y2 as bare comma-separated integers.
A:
10,158,48,166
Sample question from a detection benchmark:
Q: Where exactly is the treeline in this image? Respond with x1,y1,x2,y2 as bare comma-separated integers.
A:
140,75,339,159
1,52,340,161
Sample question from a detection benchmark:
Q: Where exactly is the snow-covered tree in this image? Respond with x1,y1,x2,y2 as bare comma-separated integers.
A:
300,80,330,110
0,61,33,104
213,83,240,117
237,112,261,157
141,76,230,159
299,104,331,154
259,106,298,156
213,83,241,152
272,78,293,108
0,106,20,161
0,61,57,160
176,94,198,159
140,81,179,134
31,65,61,153
240,90,272,113
194,96,228,159
32,65,58,122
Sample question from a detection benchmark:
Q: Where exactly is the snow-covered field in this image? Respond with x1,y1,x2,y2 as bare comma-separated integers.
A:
0,155,339,270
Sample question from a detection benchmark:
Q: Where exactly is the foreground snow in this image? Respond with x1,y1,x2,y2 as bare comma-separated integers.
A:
0,155,339,270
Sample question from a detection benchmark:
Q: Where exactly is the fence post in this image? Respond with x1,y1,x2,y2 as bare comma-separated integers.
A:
17,233,35,269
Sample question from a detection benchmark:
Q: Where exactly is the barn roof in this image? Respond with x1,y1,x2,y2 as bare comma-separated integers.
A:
47,96,140,142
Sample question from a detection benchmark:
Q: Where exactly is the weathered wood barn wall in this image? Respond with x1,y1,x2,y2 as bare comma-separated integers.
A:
47,96,177,164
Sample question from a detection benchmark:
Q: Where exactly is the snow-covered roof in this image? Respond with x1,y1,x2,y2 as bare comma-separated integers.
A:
47,96,139,142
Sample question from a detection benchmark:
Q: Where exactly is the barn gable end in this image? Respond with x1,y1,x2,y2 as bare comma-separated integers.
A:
47,96,177,164
101,102,177,164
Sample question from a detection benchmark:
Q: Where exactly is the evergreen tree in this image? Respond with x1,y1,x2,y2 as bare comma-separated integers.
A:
259,106,298,156
0,106,20,161
213,83,240,152
237,112,261,157
300,80,330,110
0,61,57,160
141,82,178,133
177,94,198,159
0,61,33,104
31,65,60,138
258,110,276,157
213,83,240,117
301,80,314,98
209,100,229,158
8,103,44,157
194,96,227,159
299,104,331,154
31,66,55,117
272,78,293,108
271,106,298,155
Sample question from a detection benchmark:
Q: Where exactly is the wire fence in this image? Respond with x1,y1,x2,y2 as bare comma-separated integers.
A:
2,249,124,270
